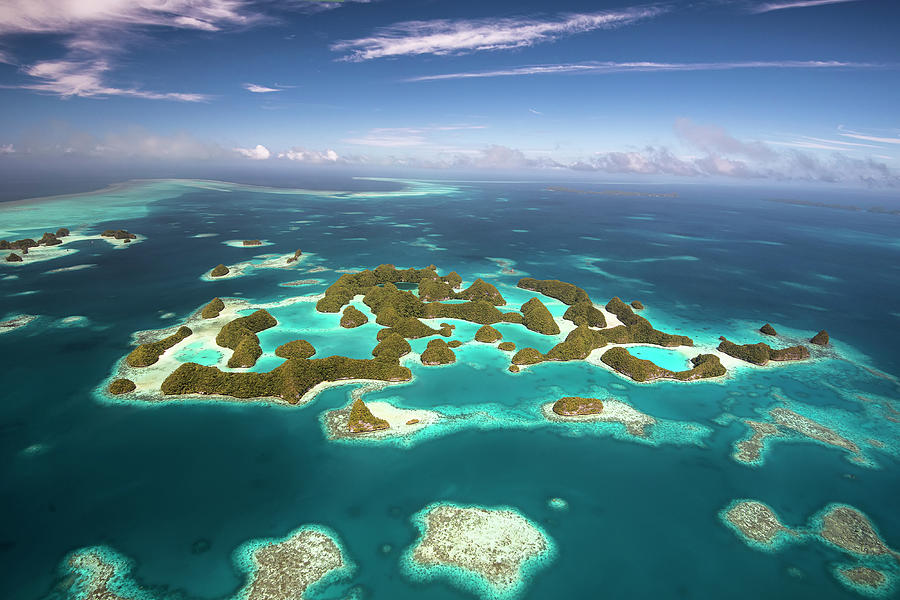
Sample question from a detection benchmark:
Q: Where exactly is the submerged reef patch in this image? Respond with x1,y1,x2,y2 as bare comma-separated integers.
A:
403,503,555,600
53,524,354,600
720,500,899,596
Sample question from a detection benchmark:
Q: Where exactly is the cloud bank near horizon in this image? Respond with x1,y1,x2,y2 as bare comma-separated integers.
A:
1,119,896,187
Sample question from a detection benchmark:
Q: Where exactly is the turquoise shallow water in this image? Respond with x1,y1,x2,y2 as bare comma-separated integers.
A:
1,178,899,599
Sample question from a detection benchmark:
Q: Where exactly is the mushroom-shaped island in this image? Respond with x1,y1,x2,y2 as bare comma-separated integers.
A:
520,297,560,335
474,325,502,343
275,339,316,360
347,398,390,433
551,396,604,416
631,300,644,310
420,339,456,365
339,305,368,328
201,297,225,319
810,330,830,346
210,264,230,278
717,337,810,365
108,378,137,395
126,326,193,368
760,323,777,336
5,253,22,262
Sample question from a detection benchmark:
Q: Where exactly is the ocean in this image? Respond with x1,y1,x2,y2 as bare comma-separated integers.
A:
1,177,898,599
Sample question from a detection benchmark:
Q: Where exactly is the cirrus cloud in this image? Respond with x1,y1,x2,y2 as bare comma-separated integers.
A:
331,7,666,61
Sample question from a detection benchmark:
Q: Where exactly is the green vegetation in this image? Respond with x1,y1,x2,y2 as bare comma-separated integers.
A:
372,333,412,361
760,323,777,336
424,300,505,325
228,335,262,368
563,301,606,328
5,253,22,262
512,347,545,365
242,240,262,246
286,249,303,264
108,378,136,395
517,278,589,305
508,365,520,373
102,229,137,240
210,264,229,278
810,330,829,346
376,316,443,339
474,325,502,343
600,346,670,382
201,297,225,319
521,297,560,335
717,337,810,365
500,312,525,324
340,305,369,328
56,228,70,237
454,278,505,305
216,310,277,349
631,300,644,310
5,238,37,251
717,337,771,365
126,326,193,367
421,339,456,365
347,398,390,433
447,340,463,348
275,340,316,360
498,342,516,351
769,345,811,361
418,278,454,301
39,232,62,246
216,310,277,369
605,297,693,346
672,354,726,380
552,397,604,416
160,356,412,403
544,325,601,361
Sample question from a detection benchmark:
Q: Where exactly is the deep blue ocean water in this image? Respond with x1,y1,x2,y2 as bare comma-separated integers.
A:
1,177,898,599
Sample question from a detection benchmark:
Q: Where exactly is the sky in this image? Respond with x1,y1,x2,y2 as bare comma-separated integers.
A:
0,0,898,187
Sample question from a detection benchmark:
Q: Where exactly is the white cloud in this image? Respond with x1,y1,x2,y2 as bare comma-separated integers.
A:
675,117,774,160
407,60,883,82
0,144,14,153
20,60,208,101
0,1,255,35
278,148,340,163
234,144,271,160
0,0,260,101
751,0,864,14
331,7,665,61
243,83,281,93
839,131,900,145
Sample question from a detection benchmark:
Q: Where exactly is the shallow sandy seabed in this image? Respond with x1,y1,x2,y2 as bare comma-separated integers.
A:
405,503,554,600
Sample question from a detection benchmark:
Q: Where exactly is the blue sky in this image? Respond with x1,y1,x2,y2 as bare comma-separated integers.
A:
0,0,897,186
